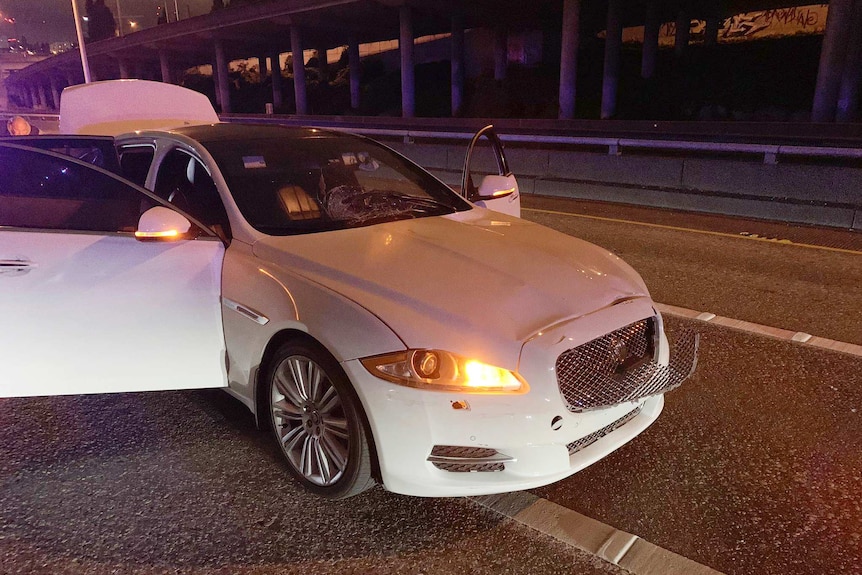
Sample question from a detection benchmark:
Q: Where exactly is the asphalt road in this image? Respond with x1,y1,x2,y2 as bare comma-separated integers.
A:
2,196,859,574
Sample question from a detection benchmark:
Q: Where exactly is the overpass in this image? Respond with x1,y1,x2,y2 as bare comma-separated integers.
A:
4,0,862,123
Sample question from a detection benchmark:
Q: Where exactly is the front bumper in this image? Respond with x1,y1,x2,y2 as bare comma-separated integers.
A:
343,301,697,498
342,362,665,498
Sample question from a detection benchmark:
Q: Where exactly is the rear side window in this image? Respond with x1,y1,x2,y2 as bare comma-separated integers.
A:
119,145,156,187
0,146,155,233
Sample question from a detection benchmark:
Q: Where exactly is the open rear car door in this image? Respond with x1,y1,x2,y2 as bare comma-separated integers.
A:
0,142,227,397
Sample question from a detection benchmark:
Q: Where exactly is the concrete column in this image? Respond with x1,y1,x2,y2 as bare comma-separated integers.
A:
49,76,61,110
159,50,173,84
290,26,308,115
494,27,508,81
813,0,855,121
21,85,32,109
836,0,862,122
271,49,284,109
316,46,328,81
348,35,361,110
641,0,660,79
558,0,581,119
65,71,78,87
40,82,51,110
214,40,231,113
704,14,722,47
451,12,465,117
258,54,268,80
675,9,690,57
118,59,131,79
600,0,623,119
399,5,415,118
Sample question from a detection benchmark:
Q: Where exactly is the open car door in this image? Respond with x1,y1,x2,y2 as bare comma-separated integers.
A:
460,125,521,217
0,143,227,397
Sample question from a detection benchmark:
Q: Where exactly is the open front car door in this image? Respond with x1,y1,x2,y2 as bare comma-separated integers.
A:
0,143,227,397
460,125,521,217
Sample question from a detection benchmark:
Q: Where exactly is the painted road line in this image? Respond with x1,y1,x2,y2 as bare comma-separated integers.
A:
654,303,862,358
471,493,723,575
523,207,862,256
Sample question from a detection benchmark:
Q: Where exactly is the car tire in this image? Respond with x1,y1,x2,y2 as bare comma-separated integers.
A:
265,340,375,499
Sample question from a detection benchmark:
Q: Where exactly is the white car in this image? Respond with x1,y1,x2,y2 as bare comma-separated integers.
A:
0,81,696,499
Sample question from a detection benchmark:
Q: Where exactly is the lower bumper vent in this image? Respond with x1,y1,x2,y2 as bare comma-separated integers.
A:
567,406,641,455
428,445,513,472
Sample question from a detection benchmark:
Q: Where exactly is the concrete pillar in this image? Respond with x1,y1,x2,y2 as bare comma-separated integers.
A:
214,40,231,113
65,71,78,87
399,5,415,118
600,0,623,119
22,85,32,109
813,0,856,122
159,50,173,84
494,27,508,81
348,36,361,110
558,0,581,119
836,0,862,122
641,0,660,79
271,49,284,109
39,82,51,109
675,9,690,57
118,59,131,79
258,54,268,80
290,26,308,115
316,46,328,81
49,76,61,110
704,14,722,47
451,12,465,117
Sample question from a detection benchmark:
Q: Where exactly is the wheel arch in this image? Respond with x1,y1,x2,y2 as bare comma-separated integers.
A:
254,328,383,484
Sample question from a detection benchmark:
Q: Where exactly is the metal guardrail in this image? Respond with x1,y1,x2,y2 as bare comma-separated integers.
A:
226,114,862,166
13,112,862,165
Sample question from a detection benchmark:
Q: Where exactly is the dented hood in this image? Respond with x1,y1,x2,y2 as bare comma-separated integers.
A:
252,209,651,370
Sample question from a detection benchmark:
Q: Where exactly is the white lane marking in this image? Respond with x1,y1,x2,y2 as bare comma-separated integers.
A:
472,494,724,575
655,303,862,357
523,207,862,256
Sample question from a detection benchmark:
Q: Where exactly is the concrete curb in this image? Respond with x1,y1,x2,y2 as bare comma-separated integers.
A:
471,493,723,575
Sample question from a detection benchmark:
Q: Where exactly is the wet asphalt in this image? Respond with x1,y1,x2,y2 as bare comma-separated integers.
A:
2,196,859,574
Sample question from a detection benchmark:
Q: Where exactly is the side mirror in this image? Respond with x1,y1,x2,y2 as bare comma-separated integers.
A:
473,174,519,202
135,206,192,241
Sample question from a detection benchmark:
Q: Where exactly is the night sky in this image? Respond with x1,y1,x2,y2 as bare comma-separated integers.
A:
0,0,211,44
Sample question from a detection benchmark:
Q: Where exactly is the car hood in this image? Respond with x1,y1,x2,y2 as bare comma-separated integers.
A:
252,209,651,369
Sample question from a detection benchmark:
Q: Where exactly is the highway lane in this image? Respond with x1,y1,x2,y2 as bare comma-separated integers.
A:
522,196,861,574
522,196,862,346
0,390,625,575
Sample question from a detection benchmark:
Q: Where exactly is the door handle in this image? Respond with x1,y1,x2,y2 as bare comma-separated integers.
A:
0,259,37,276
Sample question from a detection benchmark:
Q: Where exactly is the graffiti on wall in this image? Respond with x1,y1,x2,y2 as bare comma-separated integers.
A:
618,4,828,45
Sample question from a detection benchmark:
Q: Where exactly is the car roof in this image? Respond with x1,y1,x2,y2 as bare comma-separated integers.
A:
169,123,349,144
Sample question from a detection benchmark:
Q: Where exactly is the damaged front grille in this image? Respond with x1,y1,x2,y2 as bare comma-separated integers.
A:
556,318,698,412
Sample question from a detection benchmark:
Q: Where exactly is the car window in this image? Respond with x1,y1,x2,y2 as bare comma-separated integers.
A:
0,136,122,174
0,145,155,233
119,145,155,187
153,149,232,239
203,135,470,236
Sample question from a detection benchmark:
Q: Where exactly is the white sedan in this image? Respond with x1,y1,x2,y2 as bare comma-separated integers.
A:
0,82,696,499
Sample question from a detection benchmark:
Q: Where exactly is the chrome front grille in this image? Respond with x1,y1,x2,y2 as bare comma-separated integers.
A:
556,318,698,412
428,445,512,472
567,407,641,455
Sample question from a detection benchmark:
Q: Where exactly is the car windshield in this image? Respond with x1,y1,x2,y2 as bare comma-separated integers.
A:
204,135,470,235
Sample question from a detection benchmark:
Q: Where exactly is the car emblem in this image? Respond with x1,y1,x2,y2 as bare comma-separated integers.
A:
610,336,629,365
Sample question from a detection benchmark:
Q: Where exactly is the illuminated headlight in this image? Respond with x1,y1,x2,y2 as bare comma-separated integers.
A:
361,350,526,393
